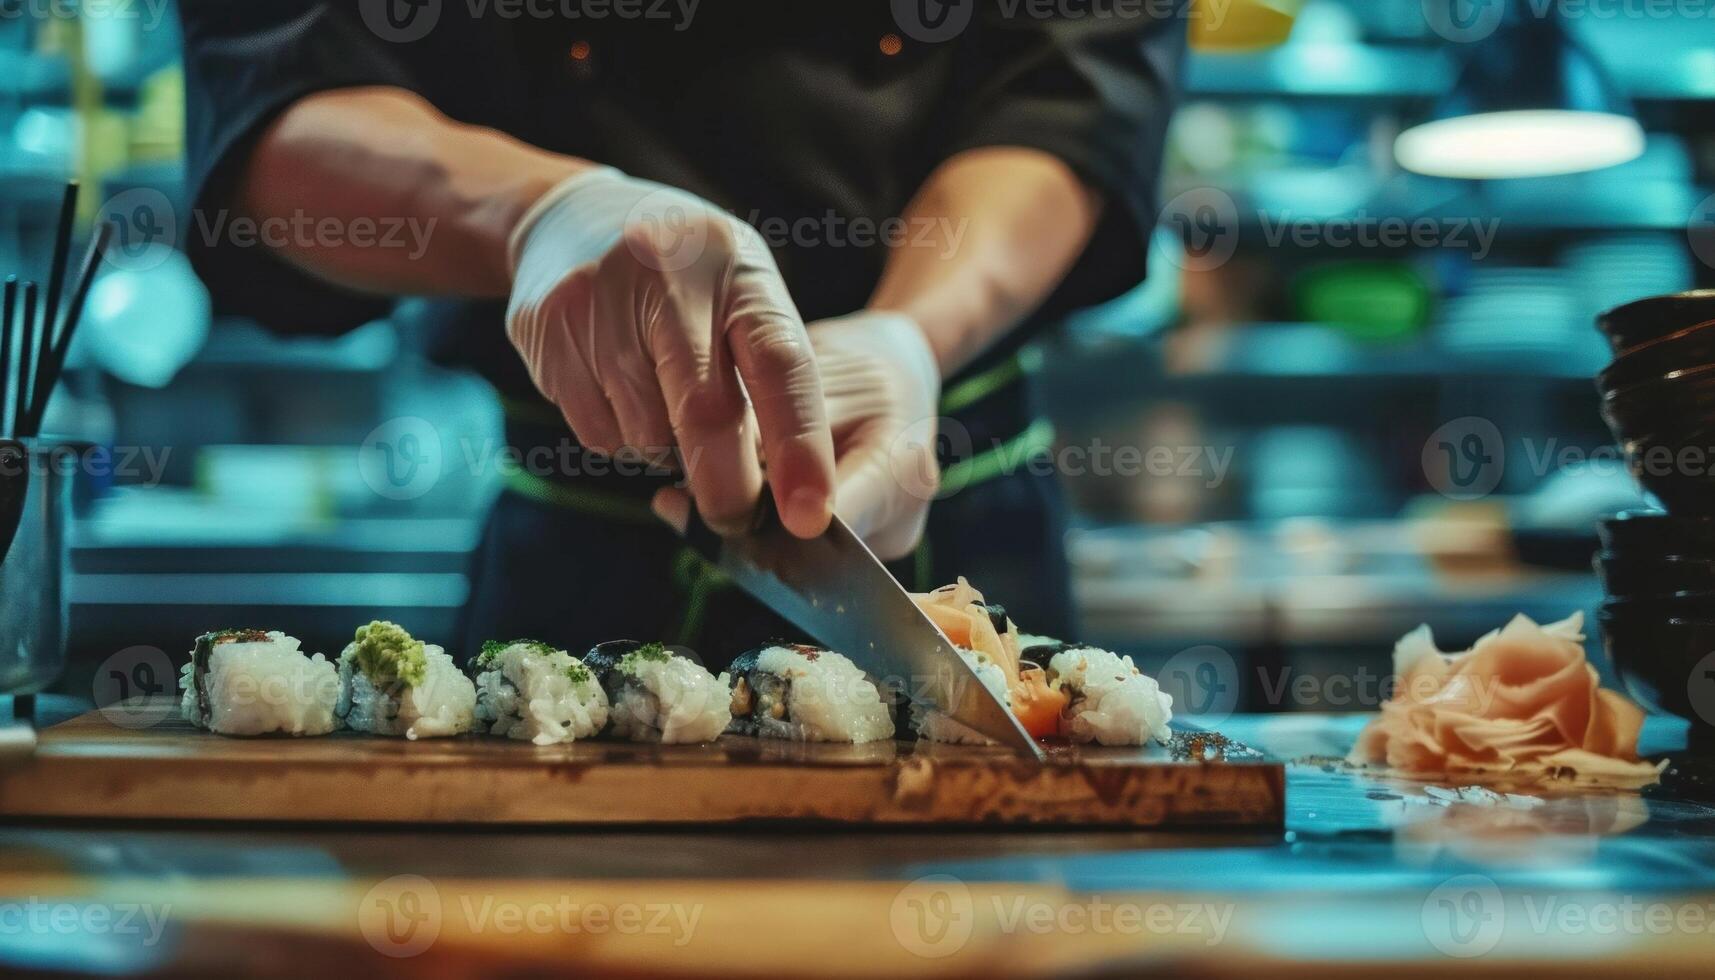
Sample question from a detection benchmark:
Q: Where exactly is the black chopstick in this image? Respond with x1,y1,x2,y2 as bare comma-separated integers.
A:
40,181,79,351
26,221,112,437
1,277,16,437
11,281,36,440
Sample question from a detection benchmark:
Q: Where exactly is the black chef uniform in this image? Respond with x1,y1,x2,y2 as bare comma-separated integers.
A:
175,0,1186,665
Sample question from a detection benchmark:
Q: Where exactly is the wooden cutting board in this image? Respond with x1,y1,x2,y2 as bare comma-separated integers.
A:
0,710,1284,827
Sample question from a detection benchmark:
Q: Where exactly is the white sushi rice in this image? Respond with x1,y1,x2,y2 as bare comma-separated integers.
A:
745,645,894,744
912,649,1009,745
605,653,732,744
474,642,609,744
1048,646,1173,746
338,643,476,739
177,632,339,736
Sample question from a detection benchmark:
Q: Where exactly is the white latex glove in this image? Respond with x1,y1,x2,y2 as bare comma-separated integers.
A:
812,311,943,561
651,311,942,559
507,167,834,538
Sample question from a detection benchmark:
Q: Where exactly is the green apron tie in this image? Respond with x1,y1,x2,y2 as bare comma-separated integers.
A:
670,546,732,647
938,348,1041,415
501,468,657,524
938,418,1057,496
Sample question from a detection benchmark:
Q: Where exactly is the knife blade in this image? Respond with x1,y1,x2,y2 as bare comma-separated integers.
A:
684,503,1045,761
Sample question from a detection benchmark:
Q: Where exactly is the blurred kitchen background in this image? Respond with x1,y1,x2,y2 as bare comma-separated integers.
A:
3,1,1709,710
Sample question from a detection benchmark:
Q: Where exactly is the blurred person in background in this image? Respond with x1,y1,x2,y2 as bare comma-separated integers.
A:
174,1,1184,660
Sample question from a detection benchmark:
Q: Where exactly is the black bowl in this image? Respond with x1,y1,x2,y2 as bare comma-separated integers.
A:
1599,290,1715,354
1608,432,1715,515
1598,608,1715,737
1600,363,1715,438
1597,551,1715,598
1597,323,1715,394
1602,594,1715,621
1599,511,1715,554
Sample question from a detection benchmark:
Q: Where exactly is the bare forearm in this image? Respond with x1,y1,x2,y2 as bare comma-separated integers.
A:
236,86,594,298
867,147,1102,376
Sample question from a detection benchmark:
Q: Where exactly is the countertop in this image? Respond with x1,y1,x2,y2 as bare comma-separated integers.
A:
0,708,1710,977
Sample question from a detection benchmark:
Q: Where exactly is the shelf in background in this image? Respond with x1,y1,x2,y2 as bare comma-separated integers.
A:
1187,42,1715,102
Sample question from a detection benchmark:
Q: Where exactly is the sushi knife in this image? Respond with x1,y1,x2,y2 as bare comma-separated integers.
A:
683,502,1047,761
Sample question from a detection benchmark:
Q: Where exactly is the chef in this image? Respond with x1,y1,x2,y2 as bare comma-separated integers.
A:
175,1,1185,661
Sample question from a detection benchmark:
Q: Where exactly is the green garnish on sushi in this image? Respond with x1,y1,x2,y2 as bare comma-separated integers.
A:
617,642,671,674
476,640,506,668
475,638,558,670
346,620,427,688
564,662,592,686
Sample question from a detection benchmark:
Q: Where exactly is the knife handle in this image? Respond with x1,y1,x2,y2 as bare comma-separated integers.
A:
683,493,781,562
683,505,725,563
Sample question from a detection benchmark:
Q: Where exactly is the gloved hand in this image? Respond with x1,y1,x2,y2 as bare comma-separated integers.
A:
810,311,943,560
507,167,834,538
650,311,942,558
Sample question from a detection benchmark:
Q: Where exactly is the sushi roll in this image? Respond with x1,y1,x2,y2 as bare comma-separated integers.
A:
582,640,731,743
336,620,476,739
1044,643,1173,746
472,639,609,744
910,648,1010,745
727,642,895,744
178,629,339,736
